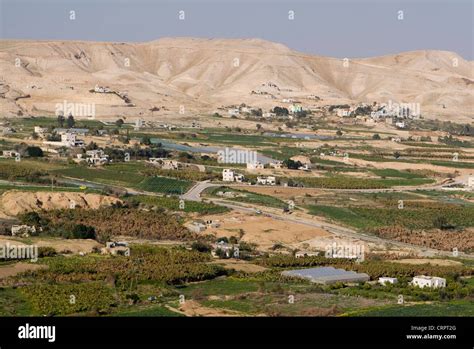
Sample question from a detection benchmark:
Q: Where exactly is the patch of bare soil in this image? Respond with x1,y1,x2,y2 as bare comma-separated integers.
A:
234,186,324,200
202,211,330,250
178,300,243,317
0,262,45,279
0,236,100,254
208,259,267,273
0,190,120,218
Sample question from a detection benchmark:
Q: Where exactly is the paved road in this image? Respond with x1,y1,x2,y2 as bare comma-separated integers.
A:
180,180,219,201
181,181,474,259
212,200,474,259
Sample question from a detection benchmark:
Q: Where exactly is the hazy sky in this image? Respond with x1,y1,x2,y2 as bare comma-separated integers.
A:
1,0,472,59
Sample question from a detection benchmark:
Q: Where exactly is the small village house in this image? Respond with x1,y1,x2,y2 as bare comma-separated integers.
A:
256,176,276,186
378,277,398,285
11,225,36,237
411,275,446,289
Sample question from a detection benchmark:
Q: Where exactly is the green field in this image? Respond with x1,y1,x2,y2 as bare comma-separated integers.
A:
352,300,474,317
370,169,426,179
128,195,229,214
137,176,192,194
53,163,192,194
307,204,474,230
111,305,183,317
289,175,433,190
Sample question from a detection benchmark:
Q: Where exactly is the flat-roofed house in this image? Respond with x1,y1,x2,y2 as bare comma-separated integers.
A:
282,266,369,285
411,275,446,289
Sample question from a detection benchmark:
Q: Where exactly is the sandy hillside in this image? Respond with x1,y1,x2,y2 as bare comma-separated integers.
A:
0,190,120,218
0,38,472,121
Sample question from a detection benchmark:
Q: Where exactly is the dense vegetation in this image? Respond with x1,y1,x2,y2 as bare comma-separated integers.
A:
20,247,225,286
19,207,194,241
307,203,474,230
127,195,229,215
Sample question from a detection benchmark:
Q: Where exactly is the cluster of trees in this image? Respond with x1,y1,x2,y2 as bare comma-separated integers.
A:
282,158,303,170
20,207,195,242
84,145,170,161
18,212,96,239
12,143,44,158
57,115,75,128
272,106,289,116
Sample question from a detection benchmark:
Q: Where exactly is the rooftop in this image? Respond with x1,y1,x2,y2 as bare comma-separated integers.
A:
282,266,369,285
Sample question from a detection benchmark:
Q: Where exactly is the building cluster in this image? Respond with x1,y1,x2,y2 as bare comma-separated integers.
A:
76,149,110,165
101,241,130,256
42,128,89,148
186,220,220,233
148,158,205,172
211,241,239,259
1,150,20,158
222,168,245,182
378,275,447,288
332,101,420,128
11,225,36,238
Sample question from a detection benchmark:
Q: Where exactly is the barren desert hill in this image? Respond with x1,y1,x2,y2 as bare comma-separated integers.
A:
0,37,472,121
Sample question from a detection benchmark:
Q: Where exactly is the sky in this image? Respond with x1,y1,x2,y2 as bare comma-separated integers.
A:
0,0,473,59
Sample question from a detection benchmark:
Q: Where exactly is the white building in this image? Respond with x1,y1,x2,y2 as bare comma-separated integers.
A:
411,275,446,289
54,128,89,136
228,108,240,116
379,277,398,286
269,161,283,169
148,158,180,170
11,225,36,237
222,169,244,182
395,121,406,129
222,169,235,182
336,108,351,117
0,126,14,135
234,173,244,182
61,133,84,147
298,164,311,171
257,176,276,186
212,241,239,258
101,241,130,256
187,222,207,233
134,119,143,131
468,176,474,188
85,149,109,165
1,150,19,158
34,126,49,138
290,104,303,114
246,162,264,170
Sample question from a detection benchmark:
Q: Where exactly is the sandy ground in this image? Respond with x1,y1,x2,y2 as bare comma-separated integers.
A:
0,190,120,218
325,155,473,176
391,258,463,267
202,211,330,250
0,262,45,279
177,300,243,317
229,186,325,200
208,259,267,273
0,236,100,254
